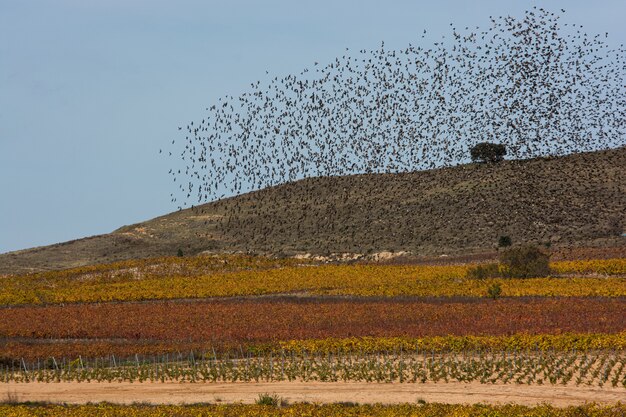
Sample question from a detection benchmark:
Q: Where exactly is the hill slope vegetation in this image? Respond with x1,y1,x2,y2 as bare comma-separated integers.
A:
1,147,624,273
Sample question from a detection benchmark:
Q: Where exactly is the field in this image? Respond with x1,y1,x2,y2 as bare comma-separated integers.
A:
1,256,625,305
1,402,625,417
1,297,625,360
5,348,626,388
1,254,625,413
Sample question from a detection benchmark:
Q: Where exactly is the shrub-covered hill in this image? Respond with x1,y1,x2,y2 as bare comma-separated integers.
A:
1,147,624,273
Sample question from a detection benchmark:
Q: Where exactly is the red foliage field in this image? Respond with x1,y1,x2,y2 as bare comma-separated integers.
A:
1,297,624,360
2,297,623,341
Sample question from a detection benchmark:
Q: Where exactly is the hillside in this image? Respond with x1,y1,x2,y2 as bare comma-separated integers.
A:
1,147,625,274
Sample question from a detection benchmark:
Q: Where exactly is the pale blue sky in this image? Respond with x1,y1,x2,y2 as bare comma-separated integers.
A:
1,0,624,254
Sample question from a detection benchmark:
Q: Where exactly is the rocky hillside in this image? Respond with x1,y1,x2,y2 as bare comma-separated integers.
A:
1,147,624,273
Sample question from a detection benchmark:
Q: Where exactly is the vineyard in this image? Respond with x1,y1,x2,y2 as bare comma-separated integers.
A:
1,403,625,417
5,349,626,387
1,256,625,305
1,298,624,360
4,298,623,340
2,255,625,410
4,333,626,363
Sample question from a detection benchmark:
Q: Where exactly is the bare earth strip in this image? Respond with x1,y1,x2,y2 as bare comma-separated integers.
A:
2,382,625,407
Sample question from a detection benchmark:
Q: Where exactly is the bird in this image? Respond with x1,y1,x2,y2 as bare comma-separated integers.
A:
164,7,625,254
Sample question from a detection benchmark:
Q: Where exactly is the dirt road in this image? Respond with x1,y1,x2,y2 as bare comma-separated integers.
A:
2,381,624,406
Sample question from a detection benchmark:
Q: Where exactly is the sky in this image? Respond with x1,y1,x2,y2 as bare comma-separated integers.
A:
1,0,625,254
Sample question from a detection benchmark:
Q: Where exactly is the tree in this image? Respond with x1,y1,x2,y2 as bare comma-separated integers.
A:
498,235,512,248
500,245,550,278
470,142,507,163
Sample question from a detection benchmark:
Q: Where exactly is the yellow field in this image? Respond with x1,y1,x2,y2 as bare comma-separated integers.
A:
552,258,626,275
276,333,626,354
0,403,624,417
1,256,624,305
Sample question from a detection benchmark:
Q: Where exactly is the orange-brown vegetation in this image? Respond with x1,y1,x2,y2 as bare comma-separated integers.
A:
1,297,623,360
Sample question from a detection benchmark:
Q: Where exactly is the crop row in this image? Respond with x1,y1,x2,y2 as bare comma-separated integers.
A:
1,403,624,417
278,333,626,354
4,350,626,388
4,333,626,362
2,257,624,305
550,258,626,275
1,298,623,344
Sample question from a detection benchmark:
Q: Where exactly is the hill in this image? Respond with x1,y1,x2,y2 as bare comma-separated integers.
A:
1,147,625,274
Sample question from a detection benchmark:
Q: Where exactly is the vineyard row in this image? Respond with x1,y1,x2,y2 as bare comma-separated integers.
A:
4,350,626,388
2,298,623,342
1,403,624,417
4,333,626,362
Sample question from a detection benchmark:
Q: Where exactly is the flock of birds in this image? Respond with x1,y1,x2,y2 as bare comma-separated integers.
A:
163,8,625,253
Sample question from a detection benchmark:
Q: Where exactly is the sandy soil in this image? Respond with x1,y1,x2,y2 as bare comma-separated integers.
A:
2,381,624,406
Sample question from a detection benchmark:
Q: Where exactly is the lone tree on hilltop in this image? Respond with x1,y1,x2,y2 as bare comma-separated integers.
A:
471,142,507,163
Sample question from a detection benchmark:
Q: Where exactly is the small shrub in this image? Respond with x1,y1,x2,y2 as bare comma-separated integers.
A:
500,245,551,278
256,393,284,407
466,263,501,279
487,283,502,300
177,248,184,257
498,235,512,248
470,142,506,163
